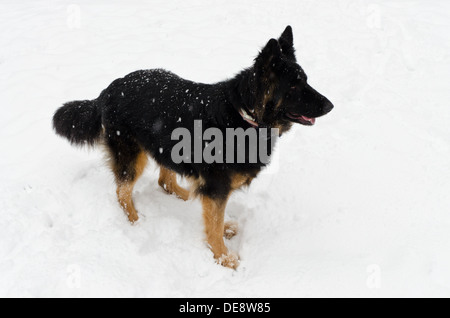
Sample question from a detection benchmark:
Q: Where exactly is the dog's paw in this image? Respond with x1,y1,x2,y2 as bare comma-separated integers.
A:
127,212,139,224
217,252,240,269
224,221,238,239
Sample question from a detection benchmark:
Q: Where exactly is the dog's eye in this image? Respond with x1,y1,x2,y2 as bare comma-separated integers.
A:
286,86,296,99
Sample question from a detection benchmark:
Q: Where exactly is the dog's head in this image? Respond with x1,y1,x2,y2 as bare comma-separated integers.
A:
241,26,333,132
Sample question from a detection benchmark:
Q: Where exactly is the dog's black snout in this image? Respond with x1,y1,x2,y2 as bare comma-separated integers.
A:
321,99,334,115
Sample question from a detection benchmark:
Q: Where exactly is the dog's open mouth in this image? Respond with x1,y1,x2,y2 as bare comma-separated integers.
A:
286,112,316,125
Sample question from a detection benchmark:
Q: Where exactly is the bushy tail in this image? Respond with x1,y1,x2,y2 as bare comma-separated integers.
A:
53,99,102,146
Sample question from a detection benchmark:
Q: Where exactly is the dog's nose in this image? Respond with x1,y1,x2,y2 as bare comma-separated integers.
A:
322,100,334,115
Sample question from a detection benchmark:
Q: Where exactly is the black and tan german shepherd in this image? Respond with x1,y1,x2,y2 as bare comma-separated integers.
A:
53,26,333,269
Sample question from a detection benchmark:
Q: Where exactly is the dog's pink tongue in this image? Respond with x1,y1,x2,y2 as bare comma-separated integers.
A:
301,116,315,124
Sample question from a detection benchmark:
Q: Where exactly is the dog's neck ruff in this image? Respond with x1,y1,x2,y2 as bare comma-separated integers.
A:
239,108,258,128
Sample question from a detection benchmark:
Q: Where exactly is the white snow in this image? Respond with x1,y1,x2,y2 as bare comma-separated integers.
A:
1,0,450,297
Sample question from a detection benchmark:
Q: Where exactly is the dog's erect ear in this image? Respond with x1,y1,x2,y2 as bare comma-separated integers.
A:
279,26,293,46
278,25,296,61
256,38,281,69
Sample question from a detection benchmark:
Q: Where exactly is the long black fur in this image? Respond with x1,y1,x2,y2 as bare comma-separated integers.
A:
53,100,102,146
53,26,333,201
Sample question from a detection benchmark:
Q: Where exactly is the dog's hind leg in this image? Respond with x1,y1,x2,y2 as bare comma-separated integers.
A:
158,166,190,201
106,135,148,223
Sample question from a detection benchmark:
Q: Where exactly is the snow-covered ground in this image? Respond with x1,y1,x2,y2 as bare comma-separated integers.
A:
1,0,449,297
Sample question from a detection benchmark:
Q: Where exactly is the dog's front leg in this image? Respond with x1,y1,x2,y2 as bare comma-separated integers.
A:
201,195,239,269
